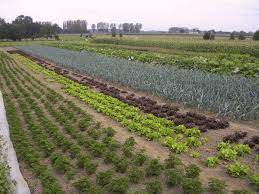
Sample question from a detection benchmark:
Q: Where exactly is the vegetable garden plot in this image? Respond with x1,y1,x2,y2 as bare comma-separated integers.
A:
17,45,259,120
9,51,259,193
1,51,217,194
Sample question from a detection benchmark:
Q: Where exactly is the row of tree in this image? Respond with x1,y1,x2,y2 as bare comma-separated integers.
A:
0,15,62,41
63,20,88,33
91,22,142,33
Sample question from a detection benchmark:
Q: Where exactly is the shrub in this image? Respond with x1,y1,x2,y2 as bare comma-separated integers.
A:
133,151,147,166
182,178,203,194
164,153,182,169
185,164,200,178
226,162,250,177
249,173,259,190
208,178,226,193
145,159,163,176
165,169,183,187
96,170,113,187
146,180,162,194
106,178,129,194
204,156,219,167
127,168,144,183
253,30,259,41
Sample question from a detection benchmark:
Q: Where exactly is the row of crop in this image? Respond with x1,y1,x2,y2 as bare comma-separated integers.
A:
91,37,259,57
13,53,205,154
0,137,13,194
44,41,259,78
0,60,65,193
16,45,259,120
5,51,213,194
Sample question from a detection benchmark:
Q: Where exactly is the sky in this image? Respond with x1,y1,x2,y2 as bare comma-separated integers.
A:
1,0,259,32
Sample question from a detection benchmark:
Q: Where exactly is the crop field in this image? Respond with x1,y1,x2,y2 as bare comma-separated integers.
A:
41,35,259,78
16,45,259,120
0,34,259,194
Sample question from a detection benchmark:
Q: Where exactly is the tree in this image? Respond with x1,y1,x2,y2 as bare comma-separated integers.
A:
238,31,246,40
63,20,87,33
91,24,96,33
253,30,259,41
135,23,142,33
0,18,5,26
122,23,130,33
203,31,215,40
111,26,116,37
230,32,235,40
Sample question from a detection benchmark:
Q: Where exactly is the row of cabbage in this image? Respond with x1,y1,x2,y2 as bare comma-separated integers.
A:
16,45,259,120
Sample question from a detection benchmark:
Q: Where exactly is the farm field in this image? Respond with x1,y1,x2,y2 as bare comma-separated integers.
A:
16,45,259,120
42,34,259,78
0,34,259,194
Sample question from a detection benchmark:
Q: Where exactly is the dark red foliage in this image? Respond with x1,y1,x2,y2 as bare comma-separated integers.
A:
223,131,247,143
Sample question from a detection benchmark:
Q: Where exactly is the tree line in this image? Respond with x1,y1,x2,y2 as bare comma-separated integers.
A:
90,23,142,33
0,15,62,41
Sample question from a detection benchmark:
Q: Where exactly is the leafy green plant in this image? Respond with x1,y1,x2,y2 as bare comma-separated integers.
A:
113,157,129,173
104,127,115,137
76,155,97,175
208,178,226,193
185,164,200,178
233,144,251,156
232,189,252,194
165,169,183,187
254,154,259,163
127,168,144,183
249,173,259,190
146,180,162,194
164,153,182,169
145,159,163,176
218,147,237,161
204,156,219,167
96,170,113,187
226,162,250,177
190,151,200,158
182,178,203,194
106,178,129,194
78,117,91,131
133,151,147,166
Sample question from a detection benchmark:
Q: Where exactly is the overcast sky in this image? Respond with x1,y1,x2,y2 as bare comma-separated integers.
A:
1,0,258,31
